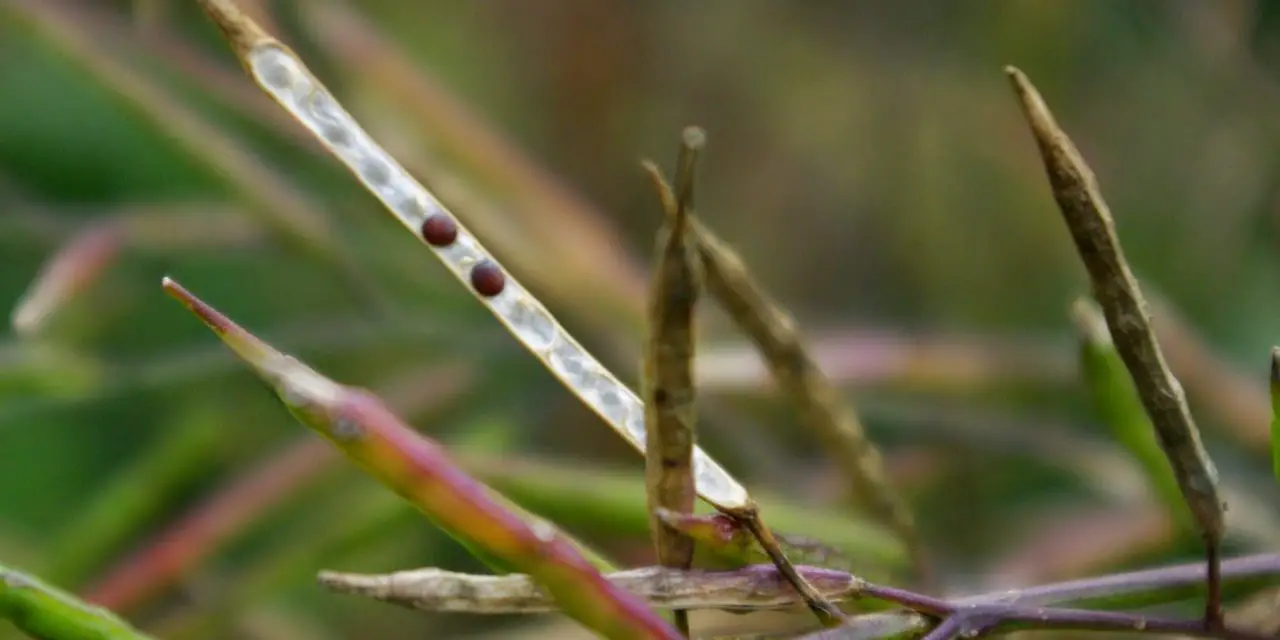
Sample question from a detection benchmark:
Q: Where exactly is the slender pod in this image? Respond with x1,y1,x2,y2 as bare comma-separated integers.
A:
668,207,924,580
1073,299,1187,524
643,155,850,626
641,127,706,634
1007,66,1225,628
192,0,749,513
162,278,680,640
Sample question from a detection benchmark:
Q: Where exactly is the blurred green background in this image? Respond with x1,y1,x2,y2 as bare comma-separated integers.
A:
3,1,1280,638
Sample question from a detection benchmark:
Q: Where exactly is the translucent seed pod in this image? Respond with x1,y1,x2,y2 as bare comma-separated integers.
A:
220,40,749,509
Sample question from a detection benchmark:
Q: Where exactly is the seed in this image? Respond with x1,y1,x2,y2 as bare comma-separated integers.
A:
470,260,505,297
420,214,458,246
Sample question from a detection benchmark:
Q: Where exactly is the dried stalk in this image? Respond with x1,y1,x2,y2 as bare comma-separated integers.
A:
161,277,681,640
1007,66,1225,628
318,564,862,615
642,127,707,636
319,554,1280,640
733,507,847,626
678,208,924,583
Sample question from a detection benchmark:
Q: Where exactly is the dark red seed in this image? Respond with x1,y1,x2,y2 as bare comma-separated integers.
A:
420,214,458,247
470,260,505,297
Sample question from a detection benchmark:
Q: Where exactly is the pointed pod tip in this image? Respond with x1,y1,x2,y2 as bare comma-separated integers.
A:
316,570,369,594
1004,66,1051,123
10,302,41,339
161,277,282,377
1004,66,1036,99
681,126,707,151
161,277,228,338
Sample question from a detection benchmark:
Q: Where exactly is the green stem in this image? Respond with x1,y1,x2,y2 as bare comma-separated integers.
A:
0,563,153,640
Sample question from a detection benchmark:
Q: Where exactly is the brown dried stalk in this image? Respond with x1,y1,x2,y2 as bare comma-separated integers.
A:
318,564,863,615
642,126,707,636
680,208,925,584
1007,66,1226,629
731,506,847,626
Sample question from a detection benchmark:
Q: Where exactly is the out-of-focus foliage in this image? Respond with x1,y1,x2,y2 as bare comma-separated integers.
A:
3,1,1280,638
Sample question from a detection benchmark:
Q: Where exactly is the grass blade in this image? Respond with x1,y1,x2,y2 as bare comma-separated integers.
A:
161,277,682,640
1271,348,1280,484
1007,65,1226,628
192,0,750,513
0,562,153,640
44,407,222,588
84,438,337,611
642,127,707,635
466,457,906,577
12,210,265,338
4,0,380,309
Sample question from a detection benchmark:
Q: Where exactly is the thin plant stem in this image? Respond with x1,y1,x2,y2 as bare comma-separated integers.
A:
318,564,863,614
320,553,1280,640
676,206,926,584
801,552,1280,640
3,0,382,311
470,461,906,576
654,509,856,574
733,506,846,627
0,562,153,640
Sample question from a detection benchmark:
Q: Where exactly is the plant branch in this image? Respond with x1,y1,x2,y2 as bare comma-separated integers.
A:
318,553,1280,640
0,562,153,640
732,507,847,627
318,564,862,615
803,552,1280,640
